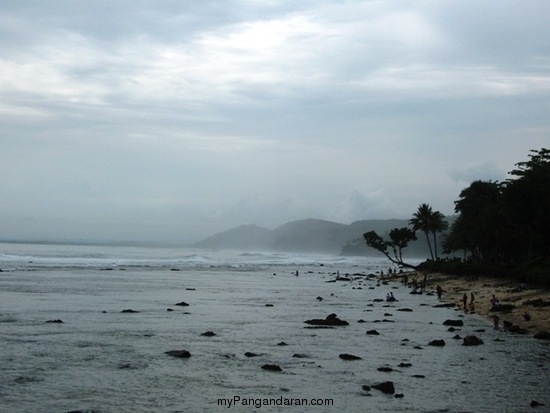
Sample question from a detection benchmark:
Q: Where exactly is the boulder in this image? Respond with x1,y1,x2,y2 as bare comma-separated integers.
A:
443,319,464,327
366,330,380,335
244,352,259,357
372,381,395,394
462,335,484,346
261,364,282,372
121,309,139,313
533,331,550,340
428,339,446,347
46,319,64,323
377,366,393,372
339,353,362,360
304,313,349,326
175,301,189,307
201,331,216,337
165,350,191,358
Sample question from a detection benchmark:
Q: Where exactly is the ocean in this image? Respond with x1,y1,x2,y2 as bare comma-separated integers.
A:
1,243,549,413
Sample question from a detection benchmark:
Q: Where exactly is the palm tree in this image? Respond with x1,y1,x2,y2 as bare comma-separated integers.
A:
409,203,449,260
430,210,448,259
410,203,435,260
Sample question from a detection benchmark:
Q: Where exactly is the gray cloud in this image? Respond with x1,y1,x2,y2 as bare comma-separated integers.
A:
1,1,549,243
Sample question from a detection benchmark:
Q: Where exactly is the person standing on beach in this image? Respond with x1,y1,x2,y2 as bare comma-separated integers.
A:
463,293,468,312
436,285,443,299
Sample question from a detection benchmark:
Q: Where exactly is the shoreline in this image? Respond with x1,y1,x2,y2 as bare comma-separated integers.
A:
413,272,550,339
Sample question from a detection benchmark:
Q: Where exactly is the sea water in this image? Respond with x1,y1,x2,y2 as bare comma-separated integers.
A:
1,243,549,413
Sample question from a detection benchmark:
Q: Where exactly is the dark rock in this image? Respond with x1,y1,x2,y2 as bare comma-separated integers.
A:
377,366,393,372
530,400,546,407
453,334,462,340
277,341,288,346
395,393,404,398
384,313,393,317
304,313,349,326
316,296,323,301
443,319,464,327
462,335,484,346
372,381,395,394
175,301,189,307
121,309,139,313
357,319,366,323
433,303,456,308
413,346,423,350
265,304,274,307
523,299,550,307
339,353,362,360
165,350,191,358
366,330,380,335
244,352,259,357
412,374,425,378
201,331,216,337
292,353,309,358
261,364,282,372
474,329,486,333
362,385,371,391
46,319,64,323
534,331,550,340
186,288,195,291
397,308,413,312
447,327,457,332
428,339,446,347
490,303,515,313
373,298,384,302
166,308,174,312
398,362,412,368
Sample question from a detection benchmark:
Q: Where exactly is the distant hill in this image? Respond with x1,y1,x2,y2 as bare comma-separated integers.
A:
192,218,449,257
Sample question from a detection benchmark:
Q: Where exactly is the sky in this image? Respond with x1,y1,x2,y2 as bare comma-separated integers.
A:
1,0,549,244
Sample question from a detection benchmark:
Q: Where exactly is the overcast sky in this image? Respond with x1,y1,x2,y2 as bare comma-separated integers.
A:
1,0,549,244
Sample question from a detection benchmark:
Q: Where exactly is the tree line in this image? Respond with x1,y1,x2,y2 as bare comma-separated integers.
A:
363,148,550,284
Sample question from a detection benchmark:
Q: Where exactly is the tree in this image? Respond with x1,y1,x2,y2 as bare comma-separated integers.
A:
363,228,417,269
409,203,448,260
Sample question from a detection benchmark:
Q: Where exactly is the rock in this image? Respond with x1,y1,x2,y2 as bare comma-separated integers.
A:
366,330,380,335
372,381,395,394
46,319,64,323
175,301,189,307
277,341,288,346
362,385,371,391
533,331,550,340
339,353,362,360
121,309,139,313
398,362,412,368
304,313,349,326
165,350,191,358
244,352,259,357
453,334,462,340
377,366,393,372
395,393,404,398
292,353,309,358
428,339,446,347
443,319,464,327
261,364,282,372
397,308,413,312
166,308,174,312
316,296,323,301
462,335,484,346
265,304,274,307
530,400,545,407
201,331,216,337
412,374,425,378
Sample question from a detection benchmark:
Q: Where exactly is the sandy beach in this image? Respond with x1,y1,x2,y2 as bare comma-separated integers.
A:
420,272,550,338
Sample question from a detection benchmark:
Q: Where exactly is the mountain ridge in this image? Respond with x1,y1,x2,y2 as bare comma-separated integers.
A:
192,218,442,256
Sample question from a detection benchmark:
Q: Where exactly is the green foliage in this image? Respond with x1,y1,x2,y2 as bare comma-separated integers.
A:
409,203,448,260
363,228,417,269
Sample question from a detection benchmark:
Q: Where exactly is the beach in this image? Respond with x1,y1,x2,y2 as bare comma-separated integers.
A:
424,272,550,338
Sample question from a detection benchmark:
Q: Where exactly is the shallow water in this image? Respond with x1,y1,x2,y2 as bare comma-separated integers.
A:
1,244,549,412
